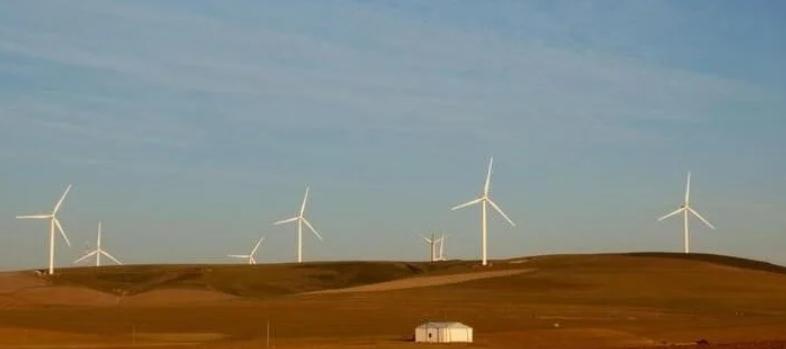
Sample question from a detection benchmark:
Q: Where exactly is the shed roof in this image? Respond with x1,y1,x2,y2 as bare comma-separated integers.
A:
417,322,471,329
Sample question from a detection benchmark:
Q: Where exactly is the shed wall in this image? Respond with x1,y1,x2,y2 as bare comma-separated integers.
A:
414,325,473,343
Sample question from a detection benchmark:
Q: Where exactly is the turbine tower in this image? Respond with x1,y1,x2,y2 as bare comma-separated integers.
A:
452,158,515,266
16,185,73,275
658,172,715,253
74,221,122,267
274,186,323,263
228,236,265,265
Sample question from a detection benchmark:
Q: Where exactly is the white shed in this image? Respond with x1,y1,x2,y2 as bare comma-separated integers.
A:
415,322,473,343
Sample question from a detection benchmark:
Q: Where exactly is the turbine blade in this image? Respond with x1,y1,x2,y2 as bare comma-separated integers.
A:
300,186,310,216
274,217,299,225
101,251,121,265
303,218,323,241
487,198,516,226
53,218,71,247
422,236,432,244
74,250,97,264
228,254,249,258
251,236,265,255
484,157,494,196
688,207,716,230
53,184,72,215
16,214,52,219
451,197,483,211
658,207,685,221
685,172,692,204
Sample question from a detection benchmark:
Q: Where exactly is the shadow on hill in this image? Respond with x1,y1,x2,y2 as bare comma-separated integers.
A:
47,260,473,298
43,253,786,300
624,252,786,275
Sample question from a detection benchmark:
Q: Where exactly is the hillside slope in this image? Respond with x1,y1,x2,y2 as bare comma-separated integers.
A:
0,253,785,349
46,260,478,297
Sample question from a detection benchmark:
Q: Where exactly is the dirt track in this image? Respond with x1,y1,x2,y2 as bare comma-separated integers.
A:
305,268,531,294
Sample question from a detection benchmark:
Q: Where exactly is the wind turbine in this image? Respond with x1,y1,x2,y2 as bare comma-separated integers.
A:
422,233,438,262
74,221,122,267
16,185,73,275
228,235,265,265
274,186,323,263
437,233,447,261
658,172,715,253
452,158,516,266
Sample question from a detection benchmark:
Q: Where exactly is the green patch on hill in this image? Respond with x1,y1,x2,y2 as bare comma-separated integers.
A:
47,260,472,297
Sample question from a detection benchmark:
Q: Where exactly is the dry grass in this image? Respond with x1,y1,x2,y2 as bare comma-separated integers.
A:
0,253,785,348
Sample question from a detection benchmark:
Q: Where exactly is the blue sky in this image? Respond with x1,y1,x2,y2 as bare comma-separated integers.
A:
1,1,785,270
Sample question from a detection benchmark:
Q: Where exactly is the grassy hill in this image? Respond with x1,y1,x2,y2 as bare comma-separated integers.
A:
44,253,786,298
625,252,786,275
1,253,785,349
47,260,477,297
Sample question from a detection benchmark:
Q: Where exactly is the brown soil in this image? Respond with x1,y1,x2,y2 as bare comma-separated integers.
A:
0,253,784,349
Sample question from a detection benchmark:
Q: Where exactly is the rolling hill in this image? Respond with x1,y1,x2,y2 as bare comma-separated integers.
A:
0,253,785,348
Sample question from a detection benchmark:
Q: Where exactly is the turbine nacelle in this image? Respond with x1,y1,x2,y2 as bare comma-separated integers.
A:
452,196,515,227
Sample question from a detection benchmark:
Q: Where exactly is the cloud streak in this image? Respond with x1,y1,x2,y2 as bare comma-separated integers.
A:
0,1,784,268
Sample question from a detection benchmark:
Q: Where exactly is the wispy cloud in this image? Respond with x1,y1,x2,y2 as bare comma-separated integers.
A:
0,1,784,267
